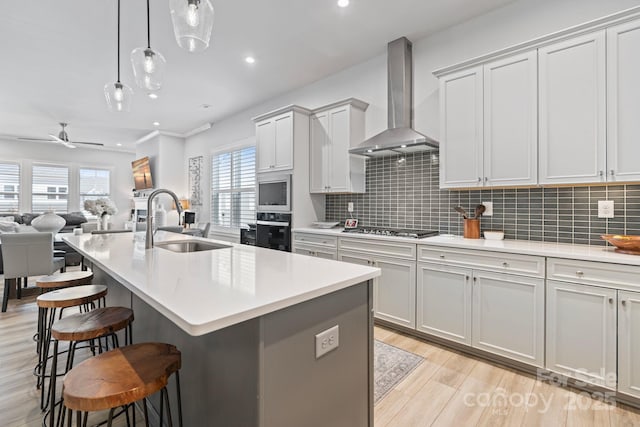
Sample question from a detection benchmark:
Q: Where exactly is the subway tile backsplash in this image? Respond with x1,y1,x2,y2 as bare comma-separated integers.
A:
325,151,640,245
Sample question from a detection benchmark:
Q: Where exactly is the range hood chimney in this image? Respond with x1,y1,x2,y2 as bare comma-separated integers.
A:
350,37,438,157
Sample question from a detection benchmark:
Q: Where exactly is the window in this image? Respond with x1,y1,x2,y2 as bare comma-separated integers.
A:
32,165,69,213
0,162,19,211
211,146,255,228
79,168,111,207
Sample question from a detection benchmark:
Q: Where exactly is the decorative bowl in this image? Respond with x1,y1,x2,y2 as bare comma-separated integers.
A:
601,234,640,255
484,230,504,241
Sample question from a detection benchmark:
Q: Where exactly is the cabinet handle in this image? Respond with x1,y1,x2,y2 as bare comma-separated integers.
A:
477,177,482,183
465,275,469,280
473,277,477,282
622,300,627,306
610,170,615,176
502,262,509,268
599,170,604,177
439,254,445,259
484,177,488,183
609,298,614,304
576,271,584,277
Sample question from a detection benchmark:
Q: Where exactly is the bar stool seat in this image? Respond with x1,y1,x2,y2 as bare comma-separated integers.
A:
46,307,134,427
63,343,182,426
36,270,94,290
36,285,108,411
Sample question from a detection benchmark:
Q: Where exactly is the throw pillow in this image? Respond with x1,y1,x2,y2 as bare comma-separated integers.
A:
0,221,18,232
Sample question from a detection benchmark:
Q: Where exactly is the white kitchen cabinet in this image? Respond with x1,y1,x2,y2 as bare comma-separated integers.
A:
546,280,616,388
483,52,538,187
439,66,484,188
417,263,472,345
607,19,640,183
618,290,640,398
538,31,606,185
309,99,367,193
253,106,311,173
292,232,338,260
472,271,544,367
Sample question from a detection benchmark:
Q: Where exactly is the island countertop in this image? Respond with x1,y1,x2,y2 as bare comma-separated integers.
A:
63,231,380,336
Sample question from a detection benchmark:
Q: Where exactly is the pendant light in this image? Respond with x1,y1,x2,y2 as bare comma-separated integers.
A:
131,0,166,92
104,0,133,112
169,0,215,53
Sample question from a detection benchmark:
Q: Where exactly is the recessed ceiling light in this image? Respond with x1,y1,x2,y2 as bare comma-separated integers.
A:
153,121,160,126
201,104,212,109
337,0,349,7
117,143,122,147
245,56,256,64
148,93,158,99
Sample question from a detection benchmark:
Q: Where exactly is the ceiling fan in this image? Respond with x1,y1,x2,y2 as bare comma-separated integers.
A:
17,123,105,149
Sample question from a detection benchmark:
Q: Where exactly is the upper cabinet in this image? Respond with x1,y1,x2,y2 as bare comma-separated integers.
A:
538,31,606,185
435,11,640,188
607,19,640,182
309,98,368,194
439,52,537,189
253,106,311,173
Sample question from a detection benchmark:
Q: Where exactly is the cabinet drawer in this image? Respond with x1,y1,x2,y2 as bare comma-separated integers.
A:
293,233,337,249
418,246,544,277
339,238,416,260
547,258,640,289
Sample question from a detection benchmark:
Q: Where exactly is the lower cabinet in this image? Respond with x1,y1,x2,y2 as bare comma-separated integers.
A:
340,250,416,329
293,246,337,260
417,263,544,366
291,232,338,260
546,280,617,388
618,290,640,398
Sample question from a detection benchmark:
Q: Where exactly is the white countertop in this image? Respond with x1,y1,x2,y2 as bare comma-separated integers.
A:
63,232,380,336
293,227,640,266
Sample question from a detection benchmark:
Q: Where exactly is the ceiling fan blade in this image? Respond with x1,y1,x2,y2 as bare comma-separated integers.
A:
71,141,105,147
48,134,76,149
17,137,54,142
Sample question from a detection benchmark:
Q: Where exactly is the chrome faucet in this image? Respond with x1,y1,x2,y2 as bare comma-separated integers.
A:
145,189,183,249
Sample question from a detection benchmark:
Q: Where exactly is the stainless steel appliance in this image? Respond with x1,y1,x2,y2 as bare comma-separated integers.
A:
240,224,256,246
257,174,291,212
342,226,438,239
256,212,291,251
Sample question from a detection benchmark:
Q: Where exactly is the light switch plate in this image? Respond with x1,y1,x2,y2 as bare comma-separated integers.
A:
482,201,493,216
347,202,354,213
315,325,339,359
598,200,614,218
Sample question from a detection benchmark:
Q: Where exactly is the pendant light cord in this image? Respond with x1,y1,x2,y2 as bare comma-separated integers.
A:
146,0,151,48
117,0,121,83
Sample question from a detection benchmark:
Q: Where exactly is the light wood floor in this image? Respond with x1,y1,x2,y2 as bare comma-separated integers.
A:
3,279,640,427
374,326,640,426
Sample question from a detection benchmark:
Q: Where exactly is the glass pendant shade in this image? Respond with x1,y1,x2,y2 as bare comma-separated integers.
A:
131,47,166,91
169,0,214,53
104,81,133,112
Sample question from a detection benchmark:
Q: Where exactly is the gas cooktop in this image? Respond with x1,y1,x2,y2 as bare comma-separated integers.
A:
342,227,438,239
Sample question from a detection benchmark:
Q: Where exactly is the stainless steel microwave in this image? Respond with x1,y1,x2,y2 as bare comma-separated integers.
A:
257,174,291,212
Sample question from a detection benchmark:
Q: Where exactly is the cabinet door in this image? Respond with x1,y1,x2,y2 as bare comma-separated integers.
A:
472,271,544,367
273,113,293,171
338,251,372,267
618,290,640,398
483,52,538,187
417,263,472,345
327,106,350,192
372,256,416,329
546,280,616,388
439,66,483,188
538,31,606,185
256,120,275,173
309,112,329,193
607,19,640,182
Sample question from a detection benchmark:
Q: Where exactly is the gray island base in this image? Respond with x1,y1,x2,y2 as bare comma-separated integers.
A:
96,265,373,427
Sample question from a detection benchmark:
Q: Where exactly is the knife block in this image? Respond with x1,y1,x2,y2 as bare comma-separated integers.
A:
463,219,480,239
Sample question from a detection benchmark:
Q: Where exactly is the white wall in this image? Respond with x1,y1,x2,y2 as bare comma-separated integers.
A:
185,0,640,222
0,137,135,227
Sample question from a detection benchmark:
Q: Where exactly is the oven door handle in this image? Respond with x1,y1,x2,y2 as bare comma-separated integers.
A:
256,220,290,226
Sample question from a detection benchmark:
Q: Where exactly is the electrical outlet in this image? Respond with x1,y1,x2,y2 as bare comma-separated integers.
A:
315,325,339,359
598,200,614,218
347,202,354,213
482,201,493,216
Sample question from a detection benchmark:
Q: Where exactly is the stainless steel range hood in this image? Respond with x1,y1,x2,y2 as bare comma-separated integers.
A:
350,37,439,157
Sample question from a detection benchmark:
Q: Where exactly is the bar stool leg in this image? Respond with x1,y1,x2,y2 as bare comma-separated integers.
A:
176,371,183,427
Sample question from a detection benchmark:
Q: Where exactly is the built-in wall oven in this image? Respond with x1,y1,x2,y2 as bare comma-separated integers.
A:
257,174,291,212
256,212,291,252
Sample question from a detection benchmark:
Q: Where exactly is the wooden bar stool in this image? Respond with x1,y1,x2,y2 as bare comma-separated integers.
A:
46,307,134,427
35,285,108,411
62,343,183,427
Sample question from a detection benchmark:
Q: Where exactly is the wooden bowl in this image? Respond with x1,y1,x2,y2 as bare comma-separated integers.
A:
600,234,640,255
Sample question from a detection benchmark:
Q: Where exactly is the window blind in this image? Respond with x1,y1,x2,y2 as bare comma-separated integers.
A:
0,162,20,212
211,146,255,228
32,165,69,213
79,168,111,207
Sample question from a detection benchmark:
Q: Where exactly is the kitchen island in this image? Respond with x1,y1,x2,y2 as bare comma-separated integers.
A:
63,231,380,427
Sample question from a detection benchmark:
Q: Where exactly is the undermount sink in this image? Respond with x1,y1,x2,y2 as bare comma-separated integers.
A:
155,240,232,253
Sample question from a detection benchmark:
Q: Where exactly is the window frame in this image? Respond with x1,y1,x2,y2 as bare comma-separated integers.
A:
31,163,70,214
0,161,20,212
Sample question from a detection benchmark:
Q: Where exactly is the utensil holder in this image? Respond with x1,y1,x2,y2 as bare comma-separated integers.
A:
464,219,480,239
